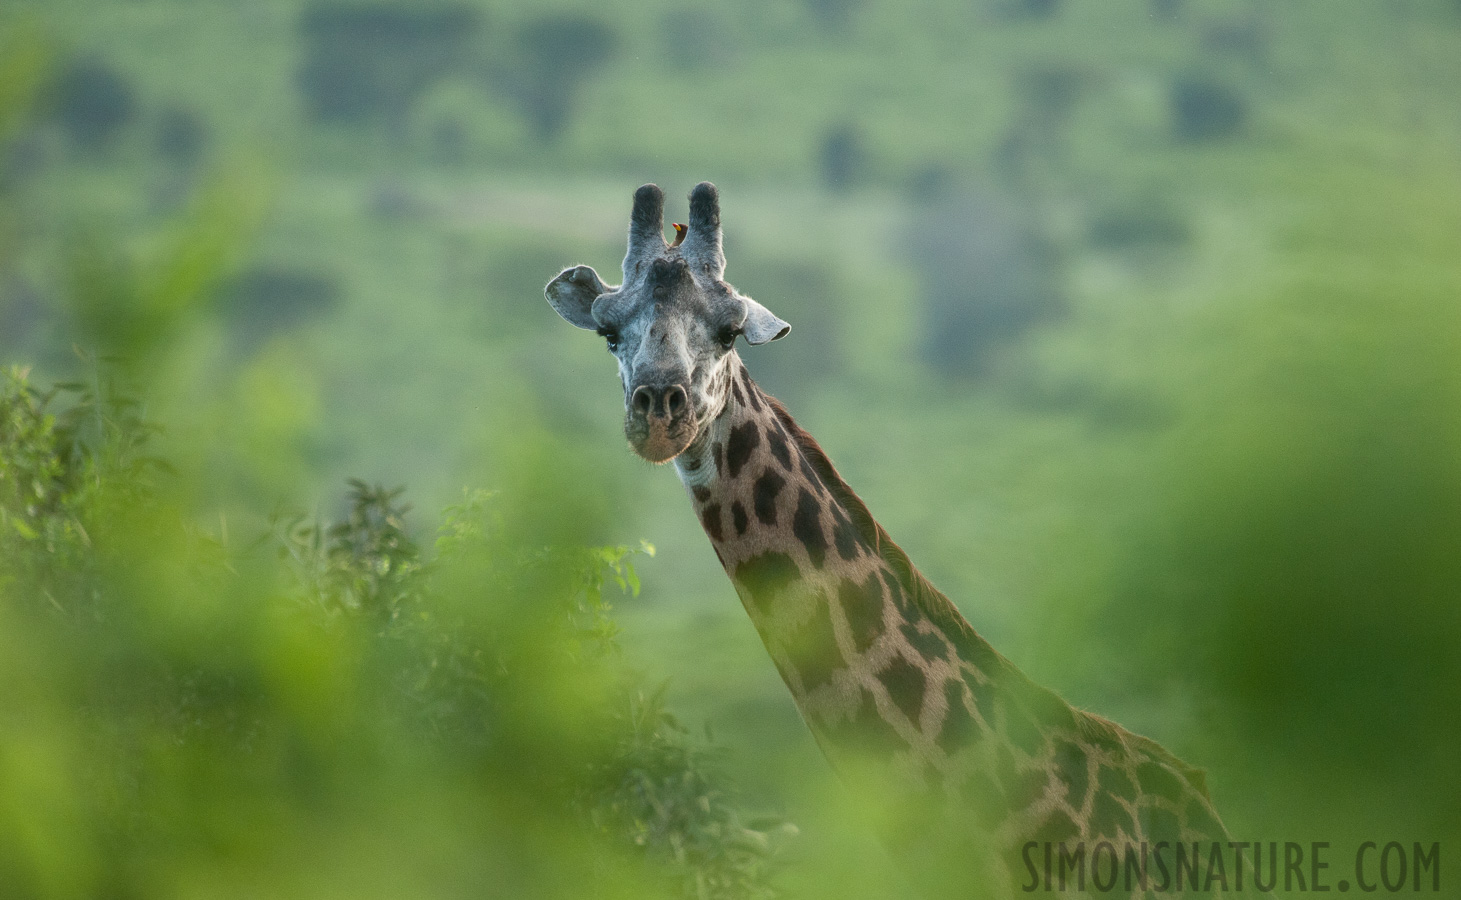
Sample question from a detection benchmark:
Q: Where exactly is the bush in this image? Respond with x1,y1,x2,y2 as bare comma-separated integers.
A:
0,364,793,899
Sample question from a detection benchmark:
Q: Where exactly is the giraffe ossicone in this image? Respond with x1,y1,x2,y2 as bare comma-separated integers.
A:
546,182,1260,899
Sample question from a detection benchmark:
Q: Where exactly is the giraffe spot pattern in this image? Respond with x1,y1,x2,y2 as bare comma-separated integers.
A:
1030,809,1081,845
1138,803,1182,844
798,454,825,497
740,369,762,411
830,505,862,560
963,669,999,724
693,363,1237,883
996,745,1019,788
957,633,1003,681
1182,796,1225,842
1089,792,1137,842
1003,762,1050,810
792,489,828,567
734,551,799,617
822,688,906,758
1052,740,1091,810
1099,764,1138,803
935,678,978,755
699,502,723,542
879,654,928,726
754,469,784,525
1134,759,1184,803
731,500,748,536
691,485,710,503
725,422,759,479
962,769,1002,819
786,594,843,693
1021,684,1078,733
838,574,885,654
880,567,914,619
899,622,950,663
1004,700,1046,757
1084,724,1124,755
1007,815,1080,888
730,376,747,408
766,423,793,471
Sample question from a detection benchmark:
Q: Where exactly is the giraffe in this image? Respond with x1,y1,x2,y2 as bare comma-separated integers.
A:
546,183,1260,898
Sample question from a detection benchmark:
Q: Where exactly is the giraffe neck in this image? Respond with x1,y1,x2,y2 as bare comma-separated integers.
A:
673,357,1242,897
674,356,1024,790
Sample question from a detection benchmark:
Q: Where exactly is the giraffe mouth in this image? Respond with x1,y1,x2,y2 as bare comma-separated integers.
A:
626,415,696,463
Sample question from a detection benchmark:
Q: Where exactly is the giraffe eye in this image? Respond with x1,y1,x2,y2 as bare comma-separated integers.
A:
597,326,621,352
717,325,740,350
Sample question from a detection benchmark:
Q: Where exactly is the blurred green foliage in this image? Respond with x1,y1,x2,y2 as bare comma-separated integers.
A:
0,365,791,899
3,1,1461,896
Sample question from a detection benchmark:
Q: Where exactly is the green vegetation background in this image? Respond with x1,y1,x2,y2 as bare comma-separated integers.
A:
2,0,1460,896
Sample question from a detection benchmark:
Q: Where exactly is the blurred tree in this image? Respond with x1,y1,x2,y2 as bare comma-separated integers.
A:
154,103,208,170
296,3,483,140
1170,75,1247,142
282,479,421,622
49,57,137,152
905,161,956,203
660,9,738,71
0,360,165,620
730,255,844,404
498,15,617,143
1104,370,1461,829
1085,195,1191,254
66,168,266,369
818,122,864,192
2,349,796,897
0,278,51,357
1201,16,1269,66
803,0,864,32
909,192,1064,377
1150,0,1184,21
474,237,585,341
0,25,51,188
585,681,795,900
0,368,82,576
994,63,1092,185
990,0,1062,21
221,265,341,354
428,115,467,164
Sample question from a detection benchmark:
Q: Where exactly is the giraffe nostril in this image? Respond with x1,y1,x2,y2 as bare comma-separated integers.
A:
665,385,687,418
631,386,654,417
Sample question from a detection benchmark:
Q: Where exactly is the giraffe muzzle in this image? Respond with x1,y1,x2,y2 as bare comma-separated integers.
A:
626,383,695,463
631,383,687,420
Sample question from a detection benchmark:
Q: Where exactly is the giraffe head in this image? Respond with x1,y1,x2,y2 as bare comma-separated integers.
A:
546,182,790,462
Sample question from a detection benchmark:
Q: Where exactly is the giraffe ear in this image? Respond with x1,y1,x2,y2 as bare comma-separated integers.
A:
741,295,791,345
545,265,611,330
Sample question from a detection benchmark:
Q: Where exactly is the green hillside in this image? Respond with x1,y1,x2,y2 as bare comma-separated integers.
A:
3,1,1460,896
